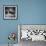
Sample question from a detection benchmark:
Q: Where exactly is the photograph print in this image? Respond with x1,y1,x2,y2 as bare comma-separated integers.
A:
3,5,17,20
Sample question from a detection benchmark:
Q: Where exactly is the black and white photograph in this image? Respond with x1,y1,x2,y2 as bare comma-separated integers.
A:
3,5,17,19
18,25,46,46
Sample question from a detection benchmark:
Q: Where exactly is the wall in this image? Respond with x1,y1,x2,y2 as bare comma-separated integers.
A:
0,0,19,44
0,0,46,45
20,0,46,24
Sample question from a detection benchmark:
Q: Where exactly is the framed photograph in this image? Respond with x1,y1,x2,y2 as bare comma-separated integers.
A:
18,24,46,42
3,5,17,20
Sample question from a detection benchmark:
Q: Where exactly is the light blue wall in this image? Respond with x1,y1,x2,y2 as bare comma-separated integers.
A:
0,0,46,44
20,0,46,24
0,0,19,44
